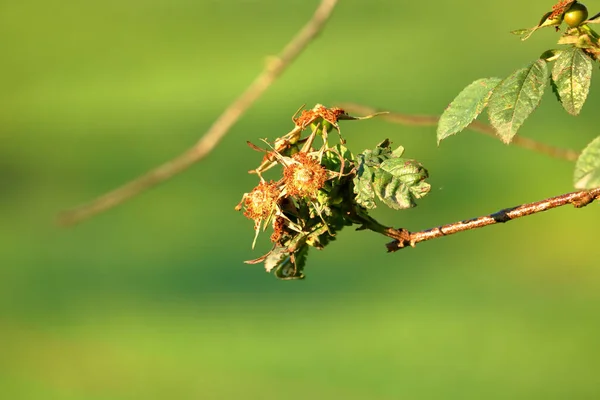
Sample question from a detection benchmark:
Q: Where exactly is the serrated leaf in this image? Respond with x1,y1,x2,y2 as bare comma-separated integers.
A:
354,141,430,210
373,158,430,210
551,47,593,116
487,60,549,144
361,139,394,166
437,78,502,143
353,156,376,209
353,140,396,209
574,136,600,189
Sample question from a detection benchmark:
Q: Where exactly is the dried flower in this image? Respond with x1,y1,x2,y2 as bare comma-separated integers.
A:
283,152,327,198
243,181,281,221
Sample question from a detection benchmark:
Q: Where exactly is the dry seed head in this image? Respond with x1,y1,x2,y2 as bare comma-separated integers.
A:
243,181,281,221
293,104,348,129
283,152,327,198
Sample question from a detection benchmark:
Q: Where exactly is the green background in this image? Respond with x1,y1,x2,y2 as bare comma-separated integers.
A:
2,1,599,398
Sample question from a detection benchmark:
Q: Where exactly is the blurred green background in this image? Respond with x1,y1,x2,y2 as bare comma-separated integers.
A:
2,1,600,399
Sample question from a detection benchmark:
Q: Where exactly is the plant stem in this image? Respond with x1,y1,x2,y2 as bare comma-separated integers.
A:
57,0,339,227
384,187,600,251
338,103,580,162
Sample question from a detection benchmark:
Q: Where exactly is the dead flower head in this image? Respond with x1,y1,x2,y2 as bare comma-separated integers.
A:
243,180,281,221
283,152,327,198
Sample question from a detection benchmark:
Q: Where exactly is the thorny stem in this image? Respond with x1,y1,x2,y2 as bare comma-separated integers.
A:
382,187,600,251
338,103,581,162
57,0,339,226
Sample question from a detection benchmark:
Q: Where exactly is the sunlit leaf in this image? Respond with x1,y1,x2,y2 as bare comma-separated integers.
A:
321,143,354,174
353,157,376,209
353,140,394,209
550,76,561,103
354,140,429,210
512,11,563,41
374,158,430,210
574,135,600,189
540,49,562,62
437,78,501,143
487,60,549,144
552,47,593,116
359,139,394,166
585,11,600,24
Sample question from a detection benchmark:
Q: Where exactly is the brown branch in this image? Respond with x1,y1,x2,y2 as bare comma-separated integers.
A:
57,0,339,227
384,187,600,251
338,103,580,162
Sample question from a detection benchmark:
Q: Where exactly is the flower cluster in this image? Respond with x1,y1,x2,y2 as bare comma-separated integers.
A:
236,104,430,280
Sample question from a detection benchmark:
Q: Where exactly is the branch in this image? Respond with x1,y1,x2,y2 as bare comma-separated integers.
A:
384,187,600,251
57,0,339,227
338,103,580,162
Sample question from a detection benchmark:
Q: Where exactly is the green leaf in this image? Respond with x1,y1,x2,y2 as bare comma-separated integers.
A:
537,11,559,28
374,158,430,210
437,78,502,143
321,144,354,174
511,11,563,41
574,136,600,189
353,155,376,209
353,140,394,209
354,140,430,210
540,49,562,62
360,139,394,166
487,60,549,144
392,145,405,157
585,11,600,24
551,47,593,116
550,77,561,103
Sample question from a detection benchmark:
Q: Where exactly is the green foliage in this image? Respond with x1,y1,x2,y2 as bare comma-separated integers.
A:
574,135,600,189
354,140,430,210
487,60,550,144
510,10,563,40
239,106,430,279
238,3,600,281
436,78,501,143
552,47,593,115
6,2,600,399
439,1,600,190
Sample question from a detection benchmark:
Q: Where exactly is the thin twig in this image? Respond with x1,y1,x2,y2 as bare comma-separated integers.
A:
58,0,339,227
338,103,581,162
384,187,600,251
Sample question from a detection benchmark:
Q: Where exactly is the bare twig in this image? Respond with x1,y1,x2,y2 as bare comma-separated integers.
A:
58,0,339,226
384,187,600,251
338,103,581,162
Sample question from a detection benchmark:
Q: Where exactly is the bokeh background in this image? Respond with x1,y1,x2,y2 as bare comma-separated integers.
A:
2,0,600,398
